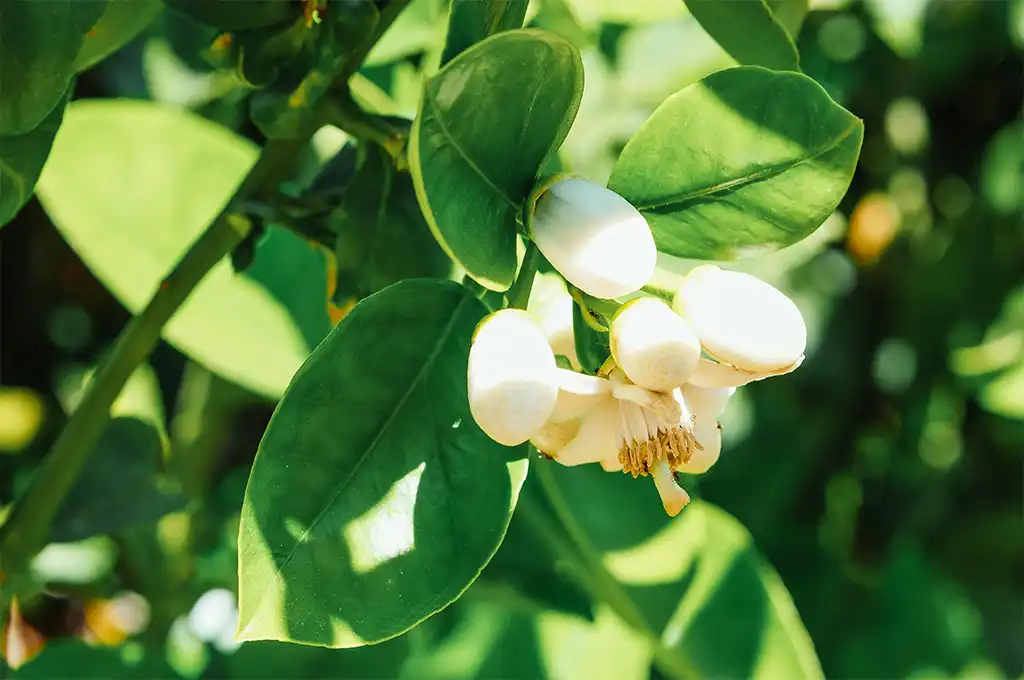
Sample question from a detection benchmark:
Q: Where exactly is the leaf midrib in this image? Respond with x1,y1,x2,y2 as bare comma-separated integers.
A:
633,120,861,212
423,86,519,212
271,294,471,576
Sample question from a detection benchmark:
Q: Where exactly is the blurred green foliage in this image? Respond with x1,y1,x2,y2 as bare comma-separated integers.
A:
1,0,1021,678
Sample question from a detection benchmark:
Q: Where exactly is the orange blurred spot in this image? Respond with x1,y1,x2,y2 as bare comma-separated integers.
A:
847,193,902,265
80,600,128,647
2,598,46,670
212,33,232,50
87,28,97,37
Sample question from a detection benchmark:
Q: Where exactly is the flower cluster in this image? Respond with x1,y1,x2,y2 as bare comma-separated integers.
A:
467,180,808,516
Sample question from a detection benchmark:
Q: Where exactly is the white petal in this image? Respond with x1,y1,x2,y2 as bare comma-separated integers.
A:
600,455,623,472
554,400,620,466
651,458,690,517
675,416,721,475
681,384,736,420
530,417,581,457
531,179,656,299
674,265,807,372
688,356,803,388
468,309,558,446
550,368,613,423
610,297,701,392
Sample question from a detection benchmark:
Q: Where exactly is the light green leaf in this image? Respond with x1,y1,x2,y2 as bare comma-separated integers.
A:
766,0,810,40
0,88,69,227
0,0,105,135
365,0,447,67
410,29,584,291
440,0,529,65
608,66,863,260
683,0,800,72
603,501,825,680
37,100,330,399
74,0,163,72
237,279,529,647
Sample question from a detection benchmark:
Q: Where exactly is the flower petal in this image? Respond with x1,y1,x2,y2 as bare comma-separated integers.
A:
550,368,613,423
651,458,690,516
553,400,620,466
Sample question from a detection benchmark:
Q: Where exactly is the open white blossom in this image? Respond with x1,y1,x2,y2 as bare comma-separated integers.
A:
467,309,559,446
531,370,721,516
673,265,807,387
530,178,656,299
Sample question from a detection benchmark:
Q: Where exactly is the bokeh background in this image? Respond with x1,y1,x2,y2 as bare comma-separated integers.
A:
1,0,1021,678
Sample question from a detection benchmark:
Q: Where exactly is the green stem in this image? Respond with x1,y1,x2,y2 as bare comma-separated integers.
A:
507,242,542,310
0,135,306,580
531,459,703,680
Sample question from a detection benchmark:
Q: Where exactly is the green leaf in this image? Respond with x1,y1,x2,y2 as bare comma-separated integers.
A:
603,501,825,680
441,0,529,65
74,0,163,72
608,66,863,260
331,145,452,303
51,417,186,543
409,29,584,291
766,0,810,40
401,598,651,680
237,279,530,647
36,100,331,399
0,88,69,227
683,0,800,72
0,0,106,134
228,636,410,679
365,0,447,67
572,302,609,375
164,0,297,30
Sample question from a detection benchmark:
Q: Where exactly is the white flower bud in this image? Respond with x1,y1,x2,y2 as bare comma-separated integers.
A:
468,309,558,446
610,297,701,392
673,265,807,373
530,178,656,299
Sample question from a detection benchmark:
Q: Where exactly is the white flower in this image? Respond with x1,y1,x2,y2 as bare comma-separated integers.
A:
610,297,701,392
467,309,559,446
531,370,721,517
538,293,581,370
673,265,807,387
529,178,656,299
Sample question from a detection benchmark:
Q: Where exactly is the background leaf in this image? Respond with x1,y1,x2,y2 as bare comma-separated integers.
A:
74,0,163,73
0,88,69,227
164,0,297,31
237,279,529,647
409,29,583,291
0,0,105,134
440,0,529,65
683,0,801,72
608,66,863,260
36,100,330,399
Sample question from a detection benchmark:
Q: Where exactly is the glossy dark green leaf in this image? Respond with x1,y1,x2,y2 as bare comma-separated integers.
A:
683,0,800,72
51,417,185,543
74,0,163,72
36,100,330,399
237,279,530,647
441,0,529,65
331,145,451,303
0,0,106,134
410,29,584,291
572,302,609,375
165,0,297,30
608,66,863,260
0,88,69,227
